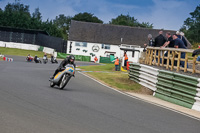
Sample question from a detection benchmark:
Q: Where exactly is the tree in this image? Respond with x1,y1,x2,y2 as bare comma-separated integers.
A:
181,4,200,44
30,8,42,29
72,12,103,23
109,14,153,28
53,14,72,40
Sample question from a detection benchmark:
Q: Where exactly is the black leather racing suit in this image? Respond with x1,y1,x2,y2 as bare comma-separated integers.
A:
53,58,76,77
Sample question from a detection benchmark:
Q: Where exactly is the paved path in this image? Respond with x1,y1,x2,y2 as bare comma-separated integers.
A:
0,57,199,133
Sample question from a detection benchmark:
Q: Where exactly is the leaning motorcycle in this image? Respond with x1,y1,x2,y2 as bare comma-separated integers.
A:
49,64,75,90
43,56,48,64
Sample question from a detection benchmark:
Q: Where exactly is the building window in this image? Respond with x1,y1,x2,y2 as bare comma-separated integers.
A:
102,44,110,49
75,42,87,47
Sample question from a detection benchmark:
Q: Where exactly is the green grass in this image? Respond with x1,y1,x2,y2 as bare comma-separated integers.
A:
79,63,115,72
89,72,142,91
79,64,143,92
0,47,50,57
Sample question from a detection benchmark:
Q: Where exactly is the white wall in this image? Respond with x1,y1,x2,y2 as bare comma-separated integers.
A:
67,41,144,63
0,41,55,55
67,41,121,61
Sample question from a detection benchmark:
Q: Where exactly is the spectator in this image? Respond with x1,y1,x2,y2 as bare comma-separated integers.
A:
154,31,167,47
176,31,187,47
162,32,175,48
194,46,200,62
143,34,154,52
112,57,119,71
162,32,175,64
94,56,98,63
124,51,128,66
173,34,188,68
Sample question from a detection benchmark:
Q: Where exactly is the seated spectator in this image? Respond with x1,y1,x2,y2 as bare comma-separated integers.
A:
173,34,188,68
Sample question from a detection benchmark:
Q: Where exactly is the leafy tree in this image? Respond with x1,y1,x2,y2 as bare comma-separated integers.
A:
53,14,72,39
109,14,153,28
72,12,103,23
181,4,200,44
31,7,42,29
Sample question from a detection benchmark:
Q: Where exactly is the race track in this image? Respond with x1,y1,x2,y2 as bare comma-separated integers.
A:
0,56,199,133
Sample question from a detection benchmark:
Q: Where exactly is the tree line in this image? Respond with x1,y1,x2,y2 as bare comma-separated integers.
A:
0,1,153,40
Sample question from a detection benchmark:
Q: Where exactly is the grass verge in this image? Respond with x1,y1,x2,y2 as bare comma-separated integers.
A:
80,63,114,72
0,47,49,57
79,64,150,93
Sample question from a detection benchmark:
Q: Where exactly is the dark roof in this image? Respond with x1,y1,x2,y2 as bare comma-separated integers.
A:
68,20,176,47
0,26,49,35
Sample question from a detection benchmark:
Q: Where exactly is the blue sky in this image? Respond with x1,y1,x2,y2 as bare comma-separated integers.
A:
0,0,199,30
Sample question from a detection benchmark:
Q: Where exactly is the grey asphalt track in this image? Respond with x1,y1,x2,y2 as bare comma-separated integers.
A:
0,56,200,133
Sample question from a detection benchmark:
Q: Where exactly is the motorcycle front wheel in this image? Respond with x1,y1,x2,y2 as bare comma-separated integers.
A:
50,81,55,87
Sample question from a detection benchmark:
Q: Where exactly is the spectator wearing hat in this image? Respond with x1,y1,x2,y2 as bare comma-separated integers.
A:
143,34,154,52
176,31,187,47
173,34,188,68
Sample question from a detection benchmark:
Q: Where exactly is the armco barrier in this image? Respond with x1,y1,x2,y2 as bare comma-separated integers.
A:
129,63,200,112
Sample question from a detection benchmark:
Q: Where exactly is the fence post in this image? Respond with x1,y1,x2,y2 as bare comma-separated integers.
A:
161,50,165,66
177,51,181,72
166,50,170,69
192,56,197,73
171,51,175,71
158,50,161,66
153,49,157,65
184,53,188,72
150,49,154,65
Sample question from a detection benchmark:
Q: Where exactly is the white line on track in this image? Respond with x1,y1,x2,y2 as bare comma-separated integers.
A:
79,71,200,121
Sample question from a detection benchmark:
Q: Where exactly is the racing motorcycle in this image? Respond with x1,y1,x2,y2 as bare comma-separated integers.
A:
49,64,75,90
43,55,48,64
51,56,58,64
26,56,33,62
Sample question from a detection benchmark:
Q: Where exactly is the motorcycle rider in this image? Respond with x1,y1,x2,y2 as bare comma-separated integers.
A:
51,54,58,63
50,55,76,79
34,55,41,63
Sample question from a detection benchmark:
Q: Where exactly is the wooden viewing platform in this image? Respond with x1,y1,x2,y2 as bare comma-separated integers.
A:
145,47,200,74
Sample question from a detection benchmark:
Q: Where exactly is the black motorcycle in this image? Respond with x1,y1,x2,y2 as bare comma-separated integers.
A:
51,56,58,64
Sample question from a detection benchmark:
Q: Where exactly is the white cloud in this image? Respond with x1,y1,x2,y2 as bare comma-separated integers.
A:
136,0,194,30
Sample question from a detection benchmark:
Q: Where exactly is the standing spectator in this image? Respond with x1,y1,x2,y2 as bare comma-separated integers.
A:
143,34,154,52
154,31,167,47
112,57,119,71
162,32,175,48
94,56,98,63
176,31,187,47
124,51,128,66
173,34,188,68
154,31,166,62
162,32,175,64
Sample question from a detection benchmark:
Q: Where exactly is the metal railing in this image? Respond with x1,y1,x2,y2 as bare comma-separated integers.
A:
145,47,200,74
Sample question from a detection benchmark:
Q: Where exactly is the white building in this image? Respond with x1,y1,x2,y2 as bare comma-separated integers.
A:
67,20,176,64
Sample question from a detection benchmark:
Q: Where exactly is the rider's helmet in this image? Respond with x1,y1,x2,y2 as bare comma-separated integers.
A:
68,55,75,63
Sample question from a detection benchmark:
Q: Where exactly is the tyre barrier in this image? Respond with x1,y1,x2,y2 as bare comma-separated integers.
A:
129,63,200,112
129,63,159,91
3,57,13,62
